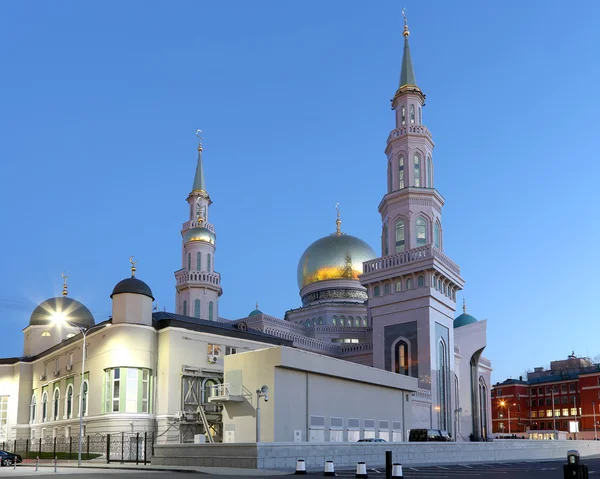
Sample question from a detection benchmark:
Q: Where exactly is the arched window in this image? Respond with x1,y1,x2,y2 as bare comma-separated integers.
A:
53,388,60,421
374,286,380,297
414,153,421,187
479,377,488,438
434,221,441,249
187,252,191,271
208,301,214,321
340,316,346,327
355,318,360,327
318,317,323,325
418,107,422,124
362,318,367,327
196,252,201,271
431,275,436,289
410,104,415,124
332,316,337,326
65,384,73,419
427,156,433,187
406,278,413,290
387,161,392,193
394,339,409,375
398,156,405,189
82,381,88,417
395,219,405,252
42,331,51,337
194,299,200,318
383,225,389,256
401,106,406,125
417,275,424,287
207,254,212,272
416,217,427,246
437,340,448,430
438,278,442,290
183,300,188,316
41,392,48,422
384,283,391,295
312,318,316,327
30,394,36,423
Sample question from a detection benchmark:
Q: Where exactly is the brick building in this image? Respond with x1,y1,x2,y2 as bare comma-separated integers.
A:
491,354,600,439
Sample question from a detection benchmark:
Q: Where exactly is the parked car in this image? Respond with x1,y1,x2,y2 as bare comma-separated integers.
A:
408,429,451,442
357,438,387,443
0,450,22,466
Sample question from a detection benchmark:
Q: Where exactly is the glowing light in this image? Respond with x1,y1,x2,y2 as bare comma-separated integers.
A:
51,311,67,324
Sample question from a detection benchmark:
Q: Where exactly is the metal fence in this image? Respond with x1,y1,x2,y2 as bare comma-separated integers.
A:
0,432,154,464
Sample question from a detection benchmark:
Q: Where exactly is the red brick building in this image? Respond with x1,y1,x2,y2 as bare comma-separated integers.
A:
491,354,600,439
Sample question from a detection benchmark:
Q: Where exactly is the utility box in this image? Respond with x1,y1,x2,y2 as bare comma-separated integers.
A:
193,434,206,444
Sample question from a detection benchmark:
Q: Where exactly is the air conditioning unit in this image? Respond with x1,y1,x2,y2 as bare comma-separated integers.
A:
53,370,60,377
207,355,219,364
65,365,73,372
39,374,46,381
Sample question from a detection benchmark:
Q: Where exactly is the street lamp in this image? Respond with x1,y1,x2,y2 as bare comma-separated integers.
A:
255,385,269,443
454,407,462,442
52,317,109,465
499,401,516,435
593,402,598,441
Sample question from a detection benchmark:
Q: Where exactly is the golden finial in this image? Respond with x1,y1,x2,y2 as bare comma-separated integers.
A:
402,7,410,37
462,298,467,314
335,202,342,236
129,256,137,277
196,129,203,152
61,272,68,297
256,301,259,310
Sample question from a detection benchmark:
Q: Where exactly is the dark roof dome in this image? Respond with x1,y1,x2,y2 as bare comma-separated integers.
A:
111,276,154,300
29,296,95,328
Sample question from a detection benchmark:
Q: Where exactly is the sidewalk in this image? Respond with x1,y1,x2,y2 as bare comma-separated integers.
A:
16,460,292,476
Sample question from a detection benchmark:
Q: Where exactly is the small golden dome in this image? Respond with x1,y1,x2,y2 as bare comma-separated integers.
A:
183,226,215,245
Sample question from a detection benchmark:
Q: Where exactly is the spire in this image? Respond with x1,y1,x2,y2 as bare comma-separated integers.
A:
61,272,68,297
129,256,137,277
462,298,467,314
192,129,206,192
399,8,417,88
335,203,342,236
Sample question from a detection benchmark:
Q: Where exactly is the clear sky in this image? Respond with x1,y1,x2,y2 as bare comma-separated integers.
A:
1,1,599,384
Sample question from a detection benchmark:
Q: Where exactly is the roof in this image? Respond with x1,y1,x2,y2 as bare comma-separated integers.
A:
399,35,417,88
152,311,294,346
111,276,154,300
29,296,95,328
454,313,478,328
192,147,206,192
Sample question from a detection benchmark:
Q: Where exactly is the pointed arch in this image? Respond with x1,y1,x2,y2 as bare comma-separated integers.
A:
427,155,433,187
434,220,441,249
416,216,427,246
395,218,406,252
382,224,389,256
413,153,421,187
41,391,48,422
437,339,449,430
53,387,60,421
194,299,200,318
391,336,411,376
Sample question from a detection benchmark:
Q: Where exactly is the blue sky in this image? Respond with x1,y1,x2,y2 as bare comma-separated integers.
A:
1,1,598,383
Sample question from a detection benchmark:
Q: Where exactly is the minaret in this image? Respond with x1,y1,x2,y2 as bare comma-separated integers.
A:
360,11,465,438
174,131,222,320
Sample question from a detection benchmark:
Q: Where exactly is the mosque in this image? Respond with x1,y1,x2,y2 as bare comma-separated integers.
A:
0,16,492,446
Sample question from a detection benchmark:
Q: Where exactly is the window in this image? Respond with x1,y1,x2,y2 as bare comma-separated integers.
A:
374,286,380,297
562,408,569,416
395,219,405,252
318,317,323,325
42,392,48,422
225,346,237,355
416,217,427,246
207,254,212,272
387,162,392,193
398,156,405,189
42,331,51,337
561,396,568,404
531,411,537,418
183,300,187,316
112,369,120,412
126,368,138,413
406,278,413,290
570,408,577,416
437,340,448,429
104,368,150,415
569,383,576,393
383,225,389,256
401,106,406,125
69,352,73,367
383,283,391,295
546,386,551,395
414,153,421,187
410,104,415,124
434,222,441,249
30,394,36,423
355,318,360,327
362,318,367,327
65,385,73,419
418,107,422,124
196,252,201,271
546,398,551,406
395,281,402,292
332,316,337,326
395,340,409,375
208,344,221,356
208,301,214,321
427,156,432,187
141,370,150,413
0,396,8,442
53,388,60,421
417,275,424,287
194,299,200,318
187,252,191,271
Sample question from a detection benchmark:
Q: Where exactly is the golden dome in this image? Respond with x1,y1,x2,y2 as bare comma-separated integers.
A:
183,226,215,245
297,234,376,290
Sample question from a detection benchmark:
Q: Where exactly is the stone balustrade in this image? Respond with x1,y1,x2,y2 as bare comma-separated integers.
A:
175,270,221,286
362,245,460,276
387,124,432,141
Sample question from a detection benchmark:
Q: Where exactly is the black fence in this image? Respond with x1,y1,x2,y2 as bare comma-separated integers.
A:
0,432,154,464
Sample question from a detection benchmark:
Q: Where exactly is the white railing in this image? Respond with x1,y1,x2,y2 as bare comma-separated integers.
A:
182,220,215,232
210,383,230,398
175,271,221,286
387,125,432,141
362,245,460,276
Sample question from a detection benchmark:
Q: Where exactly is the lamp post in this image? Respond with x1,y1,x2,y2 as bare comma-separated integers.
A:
255,385,269,443
453,407,462,442
551,389,557,438
593,402,598,441
499,401,515,435
52,318,109,466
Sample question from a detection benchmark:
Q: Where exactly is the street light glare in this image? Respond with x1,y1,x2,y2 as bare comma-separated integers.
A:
50,311,67,324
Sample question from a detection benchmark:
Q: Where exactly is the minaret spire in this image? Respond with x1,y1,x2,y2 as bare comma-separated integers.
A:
61,272,68,297
399,8,417,89
335,203,342,236
192,129,206,192
463,298,467,314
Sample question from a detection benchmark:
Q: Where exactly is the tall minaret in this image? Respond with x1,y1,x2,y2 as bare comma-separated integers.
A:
360,12,466,438
174,131,222,320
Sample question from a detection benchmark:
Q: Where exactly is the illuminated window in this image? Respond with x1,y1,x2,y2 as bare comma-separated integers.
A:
414,153,421,187
208,301,214,321
194,299,200,318
416,217,427,246
395,219,405,252
0,396,8,442
546,410,552,417
531,411,537,418
395,340,409,375
398,156,405,189
570,408,577,416
42,332,51,337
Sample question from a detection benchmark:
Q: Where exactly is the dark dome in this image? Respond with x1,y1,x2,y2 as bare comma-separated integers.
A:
111,276,154,300
29,297,95,328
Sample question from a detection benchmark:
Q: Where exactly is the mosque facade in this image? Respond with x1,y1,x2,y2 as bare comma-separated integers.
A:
0,18,491,446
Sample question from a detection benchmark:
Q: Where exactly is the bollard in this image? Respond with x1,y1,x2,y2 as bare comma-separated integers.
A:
35,457,39,471
563,449,589,479
295,459,307,475
54,456,57,473
386,450,392,479
392,463,404,478
13,458,16,470
356,461,368,479
324,460,335,476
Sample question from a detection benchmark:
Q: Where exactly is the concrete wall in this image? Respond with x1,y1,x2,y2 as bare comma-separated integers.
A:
153,439,600,470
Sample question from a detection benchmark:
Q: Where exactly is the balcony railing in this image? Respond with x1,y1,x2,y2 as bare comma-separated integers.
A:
175,271,221,286
387,125,432,142
362,245,460,276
